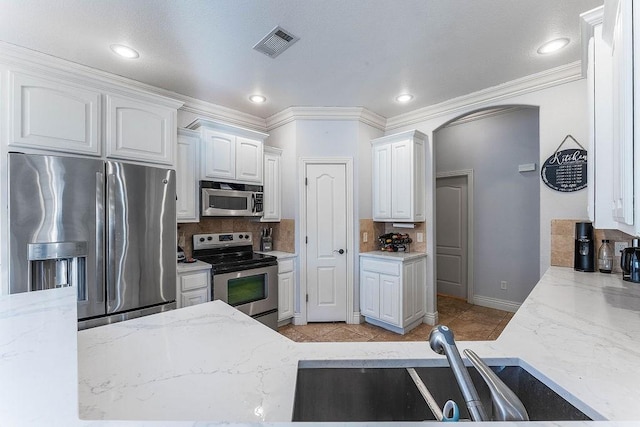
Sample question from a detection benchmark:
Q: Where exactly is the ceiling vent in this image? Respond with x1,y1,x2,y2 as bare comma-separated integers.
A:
253,26,299,58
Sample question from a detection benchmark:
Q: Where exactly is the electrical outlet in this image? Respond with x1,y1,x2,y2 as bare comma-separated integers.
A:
417,232,424,243
363,232,368,243
500,281,507,290
615,241,629,254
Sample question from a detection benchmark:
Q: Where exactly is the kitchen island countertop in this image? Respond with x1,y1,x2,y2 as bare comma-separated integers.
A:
2,267,639,425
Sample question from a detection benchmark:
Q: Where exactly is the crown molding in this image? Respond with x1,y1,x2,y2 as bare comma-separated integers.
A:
385,61,583,131
179,97,267,132
0,41,269,131
580,6,604,77
266,106,386,131
0,42,183,109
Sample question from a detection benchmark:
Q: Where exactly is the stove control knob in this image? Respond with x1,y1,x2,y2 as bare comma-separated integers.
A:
207,236,213,241
244,234,249,239
199,237,205,242
238,235,243,239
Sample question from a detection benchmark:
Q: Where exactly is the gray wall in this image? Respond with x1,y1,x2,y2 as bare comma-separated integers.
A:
434,107,540,304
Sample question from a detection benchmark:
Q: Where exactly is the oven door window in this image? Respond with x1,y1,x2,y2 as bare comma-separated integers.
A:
227,273,267,306
209,194,247,211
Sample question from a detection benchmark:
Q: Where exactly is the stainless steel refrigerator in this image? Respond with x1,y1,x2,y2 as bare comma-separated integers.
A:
8,152,176,329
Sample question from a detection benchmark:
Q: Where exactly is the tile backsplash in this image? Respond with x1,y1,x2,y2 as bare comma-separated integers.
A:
359,220,427,253
178,218,295,257
550,219,636,273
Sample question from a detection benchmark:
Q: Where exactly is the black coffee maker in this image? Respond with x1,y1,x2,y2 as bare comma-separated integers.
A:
621,238,640,282
574,222,595,272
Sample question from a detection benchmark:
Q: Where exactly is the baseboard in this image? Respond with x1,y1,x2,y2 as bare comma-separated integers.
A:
423,311,438,326
292,313,307,326
350,311,364,325
472,295,521,313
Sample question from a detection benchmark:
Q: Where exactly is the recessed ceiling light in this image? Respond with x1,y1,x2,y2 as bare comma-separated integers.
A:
249,94,267,103
537,38,570,55
110,44,139,59
396,94,414,103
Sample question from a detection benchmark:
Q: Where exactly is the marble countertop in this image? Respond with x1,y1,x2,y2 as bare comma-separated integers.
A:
2,267,639,426
360,250,427,261
176,259,211,272
256,250,296,259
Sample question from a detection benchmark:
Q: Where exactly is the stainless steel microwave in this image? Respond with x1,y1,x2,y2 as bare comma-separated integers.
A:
200,181,264,217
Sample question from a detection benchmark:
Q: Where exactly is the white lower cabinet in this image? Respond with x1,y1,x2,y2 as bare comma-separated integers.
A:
277,256,296,322
359,253,426,334
176,262,211,309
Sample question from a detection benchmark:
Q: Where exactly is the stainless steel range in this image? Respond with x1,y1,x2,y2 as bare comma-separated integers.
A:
192,232,279,329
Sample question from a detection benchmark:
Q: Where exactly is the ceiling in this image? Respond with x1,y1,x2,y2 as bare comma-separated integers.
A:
0,0,603,120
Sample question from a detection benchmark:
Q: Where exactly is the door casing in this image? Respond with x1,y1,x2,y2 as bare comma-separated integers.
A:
297,158,355,325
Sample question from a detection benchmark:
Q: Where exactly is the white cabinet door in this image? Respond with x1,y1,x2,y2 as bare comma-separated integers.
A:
371,130,426,222
402,257,426,325
611,0,634,226
181,288,209,308
360,270,380,318
278,270,295,321
236,137,263,184
105,94,175,165
391,140,413,220
372,143,392,220
262,147,282,222
9,71,101,155
379,274,401,326
176,131,199,222
201,129,236,180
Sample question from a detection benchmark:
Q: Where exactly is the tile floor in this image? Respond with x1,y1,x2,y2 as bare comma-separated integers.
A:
277,295,515,343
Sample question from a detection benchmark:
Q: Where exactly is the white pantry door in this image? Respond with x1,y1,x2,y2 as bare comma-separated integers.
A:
436,175,469,299
305,163,348,321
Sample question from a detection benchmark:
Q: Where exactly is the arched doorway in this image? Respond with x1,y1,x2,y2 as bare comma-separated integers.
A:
433,106,540,310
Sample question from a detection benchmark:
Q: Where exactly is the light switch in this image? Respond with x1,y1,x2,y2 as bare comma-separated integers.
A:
417,233,424,243
363,232,368,243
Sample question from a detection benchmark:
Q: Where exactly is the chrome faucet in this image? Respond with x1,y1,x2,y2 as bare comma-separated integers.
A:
428,325,488,421
428,325,530,422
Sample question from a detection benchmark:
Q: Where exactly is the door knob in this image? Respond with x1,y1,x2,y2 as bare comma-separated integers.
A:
333,249,345,254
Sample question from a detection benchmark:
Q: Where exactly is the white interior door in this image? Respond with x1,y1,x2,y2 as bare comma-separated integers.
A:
436,175,468,299
305,163,347,322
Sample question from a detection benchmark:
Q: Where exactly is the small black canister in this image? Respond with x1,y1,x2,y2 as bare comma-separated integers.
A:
574,222,595,272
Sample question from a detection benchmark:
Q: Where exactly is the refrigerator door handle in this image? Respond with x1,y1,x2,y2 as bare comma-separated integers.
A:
96,171,105,302
106,173,117,307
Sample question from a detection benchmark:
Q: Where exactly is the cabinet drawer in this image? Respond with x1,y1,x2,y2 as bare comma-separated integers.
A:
180,271,209,291
278,258,294,273
361,258,400,276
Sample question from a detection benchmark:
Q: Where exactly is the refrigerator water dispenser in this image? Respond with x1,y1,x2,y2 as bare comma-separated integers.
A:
28,242,87,296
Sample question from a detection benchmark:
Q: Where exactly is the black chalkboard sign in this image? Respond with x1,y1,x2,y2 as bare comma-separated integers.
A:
541,148,587,192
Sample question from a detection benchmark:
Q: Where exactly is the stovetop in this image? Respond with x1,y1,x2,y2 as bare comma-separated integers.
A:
191,232,277,273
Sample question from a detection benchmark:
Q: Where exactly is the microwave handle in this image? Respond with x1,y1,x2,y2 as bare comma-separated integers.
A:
251,193,256,213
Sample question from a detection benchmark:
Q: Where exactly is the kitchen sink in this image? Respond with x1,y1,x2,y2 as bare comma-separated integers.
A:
292,361,593,422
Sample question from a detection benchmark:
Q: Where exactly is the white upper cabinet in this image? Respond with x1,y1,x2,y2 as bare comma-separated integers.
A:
261,146,282,222
187,119,268,185
236,137,263,183
201,129,236,180
587,1,640,235
371,130,426,222
5,65,182,165
9,71,101,155
176,129,200,223
105,94,176,165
